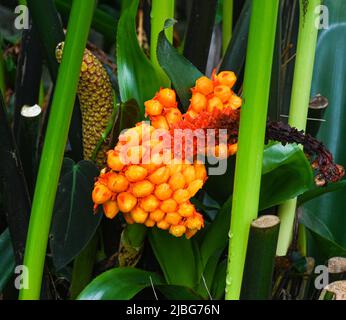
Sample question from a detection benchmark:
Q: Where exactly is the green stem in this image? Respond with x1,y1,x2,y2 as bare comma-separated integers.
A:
19,0,96,300
241,215,280,300
277,0,321,257
118,223,147,267
150,0,174,86
222,0,233,56
225,0,279,300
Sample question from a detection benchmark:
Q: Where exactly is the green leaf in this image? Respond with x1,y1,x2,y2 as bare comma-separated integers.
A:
148,228,201,288
211,259,227,300
157,30,203,110
110,99,141,144
50,158,102,270
200,143,313,269
77,266,202,300
0,229,15,293
158,285,203,300
259,143,314,209
183,0,218,73
116,0,160,116
300,210,346,263
219,0,251,76
303,0,346,259
77,267,164,300
298,180,346,207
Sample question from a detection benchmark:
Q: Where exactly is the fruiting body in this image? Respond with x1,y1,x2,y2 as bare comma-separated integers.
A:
91,72,243,238
56,42,114,167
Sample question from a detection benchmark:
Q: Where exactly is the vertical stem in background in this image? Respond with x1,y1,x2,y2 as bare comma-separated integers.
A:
276,0,321,256
241,215,280,300
19,0,96,300
222,0,233,56
225,0,279,300
150,0,174,86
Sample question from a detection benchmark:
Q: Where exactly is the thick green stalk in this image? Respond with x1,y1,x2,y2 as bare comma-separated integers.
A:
222,0,233,55
118,223,147,267
19,0,96,300
241,215,280,300
225,0,278,300
277,0,320,256
150,0,174,86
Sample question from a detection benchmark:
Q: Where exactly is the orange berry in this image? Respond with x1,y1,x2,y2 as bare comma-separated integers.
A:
141,162,158,173
165,108,182,127
167,159,184,175
125,145,144,164
157,88,176,108
207,96,223,112
173,189,190,204
217,71,237,88
117,192,137,213
103,200,119,219
144,218,156,227
131,206,148,224
92,184,112,204
150,209,165,222
125,165,148,182
178,202,195,217
186,109,199,119
132,180,154,198
145,99,163,116
123,212,135,224
229,94,242,109
169,224,186,237
160,199,178,213
151,115,169,130
107,173,129,193
119,127,142,146
228,143,238,156
187,179,204,197
157,220,170,230
186,213,204,230
168,172,186,191
140,194,160,212
185,228,198,239
107,150,124,171
154,183,173,200
182,166,196,184
214,85,232,103
190,92,207,113
165,212,182,225
194,162,207,180
195,76,214,95
148,166,170,185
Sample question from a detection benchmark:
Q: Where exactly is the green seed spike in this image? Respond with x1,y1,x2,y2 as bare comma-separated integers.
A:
56,42,114,167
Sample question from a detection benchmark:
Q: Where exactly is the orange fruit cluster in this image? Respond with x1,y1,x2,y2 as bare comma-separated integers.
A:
144,88,183,130
92,121,206,239
187,71,241,157
92,71,242,239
